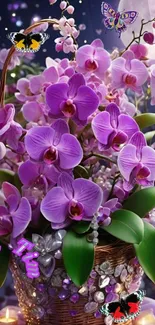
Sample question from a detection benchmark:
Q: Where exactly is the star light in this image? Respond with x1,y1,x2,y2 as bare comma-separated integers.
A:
5,27,8,31
12,13,16,17
32,15,41,23
79,0,83,3
84,40,87,43
10,73,16,78
16,20,23,27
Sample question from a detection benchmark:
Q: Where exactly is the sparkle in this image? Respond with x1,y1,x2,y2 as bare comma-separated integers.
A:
16,20,23,27
35,3,40,7
42,48,47,52
84,40,87,43
0,17,1,21
10,73,16,78
5,27,8,31
32,15,41,22
79,0,82,3
32,292,36,297
12,13,16,17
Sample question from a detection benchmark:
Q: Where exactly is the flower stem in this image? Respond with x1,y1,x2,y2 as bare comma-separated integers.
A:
82,152,117,164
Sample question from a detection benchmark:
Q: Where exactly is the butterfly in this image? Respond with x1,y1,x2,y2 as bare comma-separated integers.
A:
101,2,138,37
7,32,50,53
100,290,145,323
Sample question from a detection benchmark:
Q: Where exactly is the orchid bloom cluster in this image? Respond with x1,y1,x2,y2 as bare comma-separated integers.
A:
0,31,155,243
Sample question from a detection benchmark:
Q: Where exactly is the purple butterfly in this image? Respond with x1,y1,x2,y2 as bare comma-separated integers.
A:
101,2,138,37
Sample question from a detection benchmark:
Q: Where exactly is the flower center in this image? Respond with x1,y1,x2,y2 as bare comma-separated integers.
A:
69,200,84,221
124,74,137,86
61,99,76,117
85,59,98,71
136,166,150,179
43,147,58,165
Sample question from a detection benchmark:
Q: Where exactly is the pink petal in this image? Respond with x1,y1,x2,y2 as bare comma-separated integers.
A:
118,115,139,140
74,86,99,121
43,66,59,83
68,73,85,98
2,182,20,202
141,146,155,181
111,58,126,88
22,101,42,122
106,103,120,129
57,134,83,169
29,75,44,94
76,45,94,68
92,111,113,145
94,47,111,77
73,179,103,216
130,59,149,86
25,126,55,161
12,197,31,238
40,187,69,223
57,172,74,200
118,144,139,181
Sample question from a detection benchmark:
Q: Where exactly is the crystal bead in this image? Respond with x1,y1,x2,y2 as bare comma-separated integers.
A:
104,315,113,325
55,230,66,240
105,292,119,303
98,276,110,288
84,302,98,313
114,264,125,278
94,310,102,318
127,265,134,273
92,231,98,238
120,269,128,282
58,288,70,300
94,291,105,303
90,270,97,279
78,285,88,296
100,261,111,272
70,293,80,303
31,306,45,318
51,275,62,287
54,250,62,259
93,238,99,245
38,254,53,267
70,310,77,316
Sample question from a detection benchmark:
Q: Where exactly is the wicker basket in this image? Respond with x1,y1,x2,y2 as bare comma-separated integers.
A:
10,241,142,325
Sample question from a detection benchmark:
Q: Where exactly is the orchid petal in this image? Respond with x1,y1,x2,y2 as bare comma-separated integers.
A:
118,144,139,181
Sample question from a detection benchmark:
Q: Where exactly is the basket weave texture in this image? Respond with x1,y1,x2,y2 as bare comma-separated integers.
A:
10,241,137,325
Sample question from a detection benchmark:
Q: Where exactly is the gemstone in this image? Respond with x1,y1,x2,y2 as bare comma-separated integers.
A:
32,234,45,253
105,284,115,294
36,283,46,292
114,283,123,293
70,284,78,293
120,291,127,299
48,287,57,297
94,291,105,303
31,306,45,318
78,285,88,296
50,240,62,252
63,278,70,285
70,310,77,316
120,269,128,282
100,261,111,271
53,268,63,275
39,256,55,277
54,250,62,259
95,265,104,275
55,230,66,240
90,270,97,279
98,276,110,288
70,293,80,303
127,265,134,273
94,310,102,318
38,254,53,267
51,275,62,287
87,278,95,286
58,289,70,300
110,277,116,285
104,315,113,325
89,285,97,293
105,268,114,275
114,264,125,278
84,302,98,313
105,293,119,303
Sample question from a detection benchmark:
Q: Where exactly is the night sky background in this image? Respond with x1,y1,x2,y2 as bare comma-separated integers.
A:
0,0,123,66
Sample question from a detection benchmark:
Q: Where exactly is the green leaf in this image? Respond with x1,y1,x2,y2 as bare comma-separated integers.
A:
123,187,155,217
103,209,144,244
135,113,155,129
72,221,91,234
0,169,15,184
0,243,11,287
73,165,89,179
63,231,94,286
145,131,155,142
134,221,155,282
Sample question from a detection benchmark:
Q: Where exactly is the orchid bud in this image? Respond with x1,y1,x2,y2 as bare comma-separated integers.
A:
60,1,67,10
68,18,75,26
143,32,154,45
66,5,75,14
0,142,6,160
55,43,63,52
49,0,57,4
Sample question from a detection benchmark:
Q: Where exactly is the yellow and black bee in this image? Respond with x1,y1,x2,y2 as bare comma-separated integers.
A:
7,32,50,53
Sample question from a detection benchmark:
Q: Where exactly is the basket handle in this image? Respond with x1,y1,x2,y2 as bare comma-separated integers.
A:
0,18,59,107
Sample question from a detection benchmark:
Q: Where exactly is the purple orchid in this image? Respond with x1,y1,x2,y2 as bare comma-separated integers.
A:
92,103,139,151
46,73,99,125
111,51,149,93
18,159,65,189
150,64,155,105
40,172,103,228
118,131,155,190
25,119,83,169
0,182,31,238
0,48,20,70
0,104,22,150
97,198,122,227
76,39,111,78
